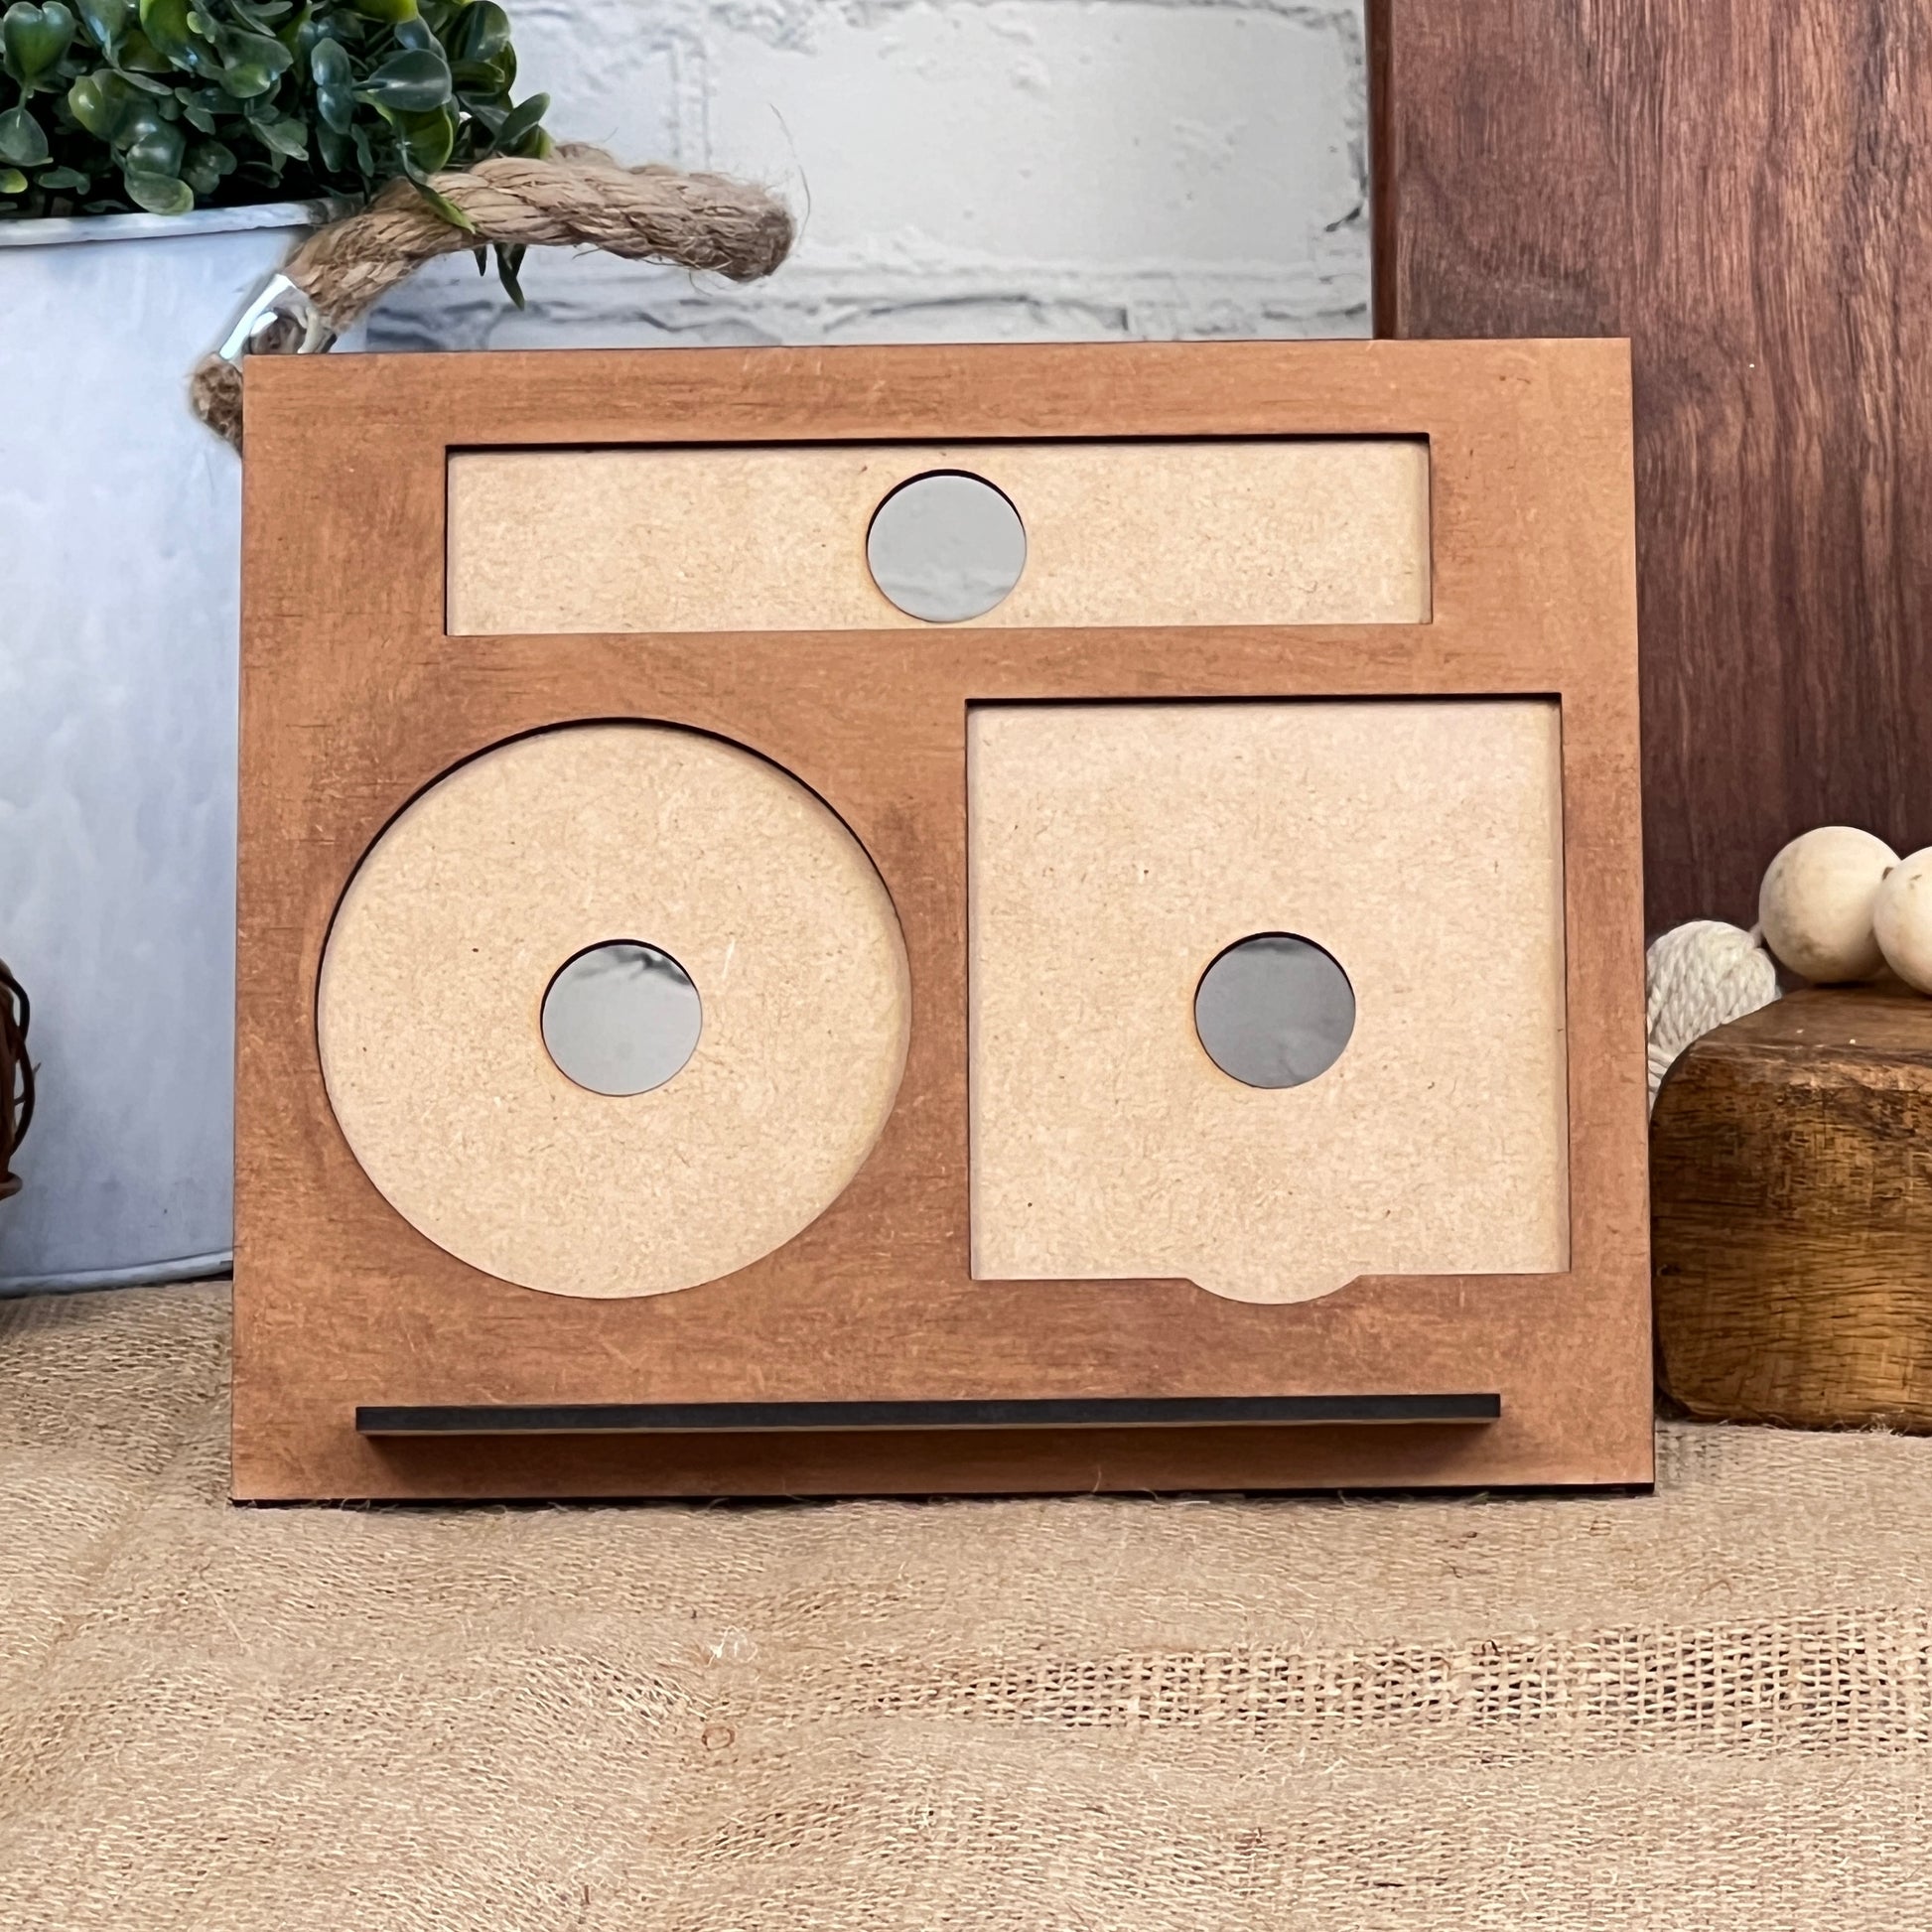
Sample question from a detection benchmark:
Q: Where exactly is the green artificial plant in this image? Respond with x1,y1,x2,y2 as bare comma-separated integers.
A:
0,0,550,293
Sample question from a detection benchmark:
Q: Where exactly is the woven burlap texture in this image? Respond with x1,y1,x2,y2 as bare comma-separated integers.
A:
3,1284,1931,1930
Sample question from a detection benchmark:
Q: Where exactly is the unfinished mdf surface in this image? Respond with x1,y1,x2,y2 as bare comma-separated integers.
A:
319,724,909,1299
447,440,1433,634
235,340,1649,1501
969,700,1568,1304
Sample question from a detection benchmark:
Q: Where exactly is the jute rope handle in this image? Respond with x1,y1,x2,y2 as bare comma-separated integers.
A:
192,143,793,449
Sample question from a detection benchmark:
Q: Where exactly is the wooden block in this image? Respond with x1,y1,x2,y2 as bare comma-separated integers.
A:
1652,984,1932,1429
1369,0,1932,931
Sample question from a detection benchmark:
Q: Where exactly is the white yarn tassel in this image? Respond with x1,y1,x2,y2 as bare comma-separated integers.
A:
1645,920,1780,1111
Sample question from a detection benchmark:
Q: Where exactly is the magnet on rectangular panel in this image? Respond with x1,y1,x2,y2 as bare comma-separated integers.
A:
447,438,1433,633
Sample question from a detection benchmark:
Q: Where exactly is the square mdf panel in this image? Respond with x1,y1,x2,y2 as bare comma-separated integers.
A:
968,699,1568,1306
234,340,1649,1500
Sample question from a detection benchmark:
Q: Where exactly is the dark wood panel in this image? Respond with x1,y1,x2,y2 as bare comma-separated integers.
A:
1370,0,1932,932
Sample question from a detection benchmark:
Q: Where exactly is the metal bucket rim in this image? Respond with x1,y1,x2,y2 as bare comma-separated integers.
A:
0,198,350,251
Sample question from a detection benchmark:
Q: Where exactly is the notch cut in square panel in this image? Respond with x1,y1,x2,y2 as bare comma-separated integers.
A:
446,439,1431,634
967,700,1570,1305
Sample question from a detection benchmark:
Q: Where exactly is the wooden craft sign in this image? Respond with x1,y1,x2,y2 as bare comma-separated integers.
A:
234,340,1650,1500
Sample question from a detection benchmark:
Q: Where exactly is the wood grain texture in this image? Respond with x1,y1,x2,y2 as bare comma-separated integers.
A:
1653,984,1932,1429
234,341,1650,1499
1369,0,1932,933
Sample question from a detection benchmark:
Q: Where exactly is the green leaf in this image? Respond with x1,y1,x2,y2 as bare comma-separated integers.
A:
389,11,435,50
451,52,506,97
481,85,541,155
447,0,507,93
136,0,213,71
393,98,449,172
122,111,182,173
309,31,353,126
38,161,85,185
2,2,77,87
494,238,524,306
313,116,344,170
247,110,303,155
0,165,26,191
178,89,212,129
444,0,503,64
74,0,128,49
210,27,286,93
306,30,344,75
134,0,189,50
111,26,172,70
349,0,413,19
121,164,190,209
178,130,228,188
353,43,446,109
0,105,51,165
111,97,162,141
66,68,128,134
408,171,470,230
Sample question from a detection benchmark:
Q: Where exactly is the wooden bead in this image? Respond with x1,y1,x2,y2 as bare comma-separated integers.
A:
1757,825,1897,983
1874,848,1932,994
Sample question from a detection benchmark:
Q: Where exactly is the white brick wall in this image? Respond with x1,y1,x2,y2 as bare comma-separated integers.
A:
369,0,1369,349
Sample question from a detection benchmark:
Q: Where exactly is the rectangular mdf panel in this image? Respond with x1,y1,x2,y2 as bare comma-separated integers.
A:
1369,0,1932,932
968,700,1569,1305
234,341,1650,1502
448,440,1432,633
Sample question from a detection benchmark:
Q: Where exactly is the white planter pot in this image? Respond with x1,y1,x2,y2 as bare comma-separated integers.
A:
0,201,340,1292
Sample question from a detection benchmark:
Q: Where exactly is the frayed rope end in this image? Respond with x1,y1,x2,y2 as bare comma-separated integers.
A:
190,355,245,452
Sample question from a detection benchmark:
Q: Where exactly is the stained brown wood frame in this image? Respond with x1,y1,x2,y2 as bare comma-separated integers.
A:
234,339,1649,1501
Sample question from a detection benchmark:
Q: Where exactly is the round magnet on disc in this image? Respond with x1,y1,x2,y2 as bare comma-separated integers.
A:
319,723,910,1299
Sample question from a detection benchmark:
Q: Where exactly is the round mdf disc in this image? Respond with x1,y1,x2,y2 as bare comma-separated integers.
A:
318,724,910,1299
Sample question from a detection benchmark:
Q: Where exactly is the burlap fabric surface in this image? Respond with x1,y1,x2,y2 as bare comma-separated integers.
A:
3,1285,1931,1929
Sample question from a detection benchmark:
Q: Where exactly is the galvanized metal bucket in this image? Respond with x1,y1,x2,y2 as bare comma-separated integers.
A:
0,202,335,1292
